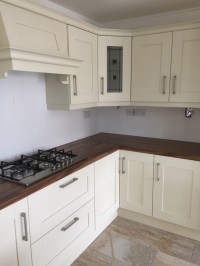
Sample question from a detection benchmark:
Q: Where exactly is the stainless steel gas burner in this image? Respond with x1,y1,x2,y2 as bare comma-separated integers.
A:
0,148,87,186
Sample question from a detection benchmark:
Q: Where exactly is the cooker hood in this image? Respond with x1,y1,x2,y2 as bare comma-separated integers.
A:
0,2,82,78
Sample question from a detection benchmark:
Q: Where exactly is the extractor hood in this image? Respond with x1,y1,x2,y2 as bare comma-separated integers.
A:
0,1,82,78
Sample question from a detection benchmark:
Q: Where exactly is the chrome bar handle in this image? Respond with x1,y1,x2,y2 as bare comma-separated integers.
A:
155,163,160,182
172,75,176,95
21,212,28,241
100,77,104,95
162,75,166,94
118,157,121,174
122,157,126,174
59,177,78,188
61,217,79,232
73,75,77,96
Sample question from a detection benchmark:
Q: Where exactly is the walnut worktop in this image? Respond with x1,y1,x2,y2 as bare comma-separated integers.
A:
1,133,200,210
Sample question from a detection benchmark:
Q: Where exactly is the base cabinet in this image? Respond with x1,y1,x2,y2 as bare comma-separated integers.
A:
153,155,200,230
0,198,32,266
31,200,94,266
94,151,119,230
120,151,200,230
28,164,95,266
120,151,154,216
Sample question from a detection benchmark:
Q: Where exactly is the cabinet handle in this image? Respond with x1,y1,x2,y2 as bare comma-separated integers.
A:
59,177,78,188
100,77,104,94
155,163,160,182
122,157,126,174
73,75,78,96
118,157,121,174
162,76,166,94
172,75,176,95
21,212,28,241
61,217,79,232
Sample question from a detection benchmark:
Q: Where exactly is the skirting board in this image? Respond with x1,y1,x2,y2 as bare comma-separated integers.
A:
118,208,200,241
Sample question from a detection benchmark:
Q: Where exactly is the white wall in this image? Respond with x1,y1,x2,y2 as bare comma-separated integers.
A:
0,72,98,160
0,72,199,161
95,107,200,143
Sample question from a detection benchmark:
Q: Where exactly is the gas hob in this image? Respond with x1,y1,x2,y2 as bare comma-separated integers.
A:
0,148,87,186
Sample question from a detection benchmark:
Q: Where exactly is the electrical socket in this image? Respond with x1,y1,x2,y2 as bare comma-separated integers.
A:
127,108,146,116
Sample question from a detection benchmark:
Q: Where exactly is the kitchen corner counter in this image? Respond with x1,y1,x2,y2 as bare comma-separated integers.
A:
1,133,200,210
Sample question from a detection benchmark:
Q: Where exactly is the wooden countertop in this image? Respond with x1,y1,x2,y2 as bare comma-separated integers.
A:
1,133,200,210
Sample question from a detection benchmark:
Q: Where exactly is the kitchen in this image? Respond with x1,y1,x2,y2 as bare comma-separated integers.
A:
1,0,200,265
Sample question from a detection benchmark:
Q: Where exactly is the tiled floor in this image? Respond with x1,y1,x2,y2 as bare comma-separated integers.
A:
72,217,200,266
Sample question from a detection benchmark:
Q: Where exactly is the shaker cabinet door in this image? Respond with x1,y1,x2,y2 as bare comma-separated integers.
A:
0,198,32,266
68,26,98,105
170,28,200,103
120,150,154,216
94,151,119,230
131,32,172,102
153,155,200,230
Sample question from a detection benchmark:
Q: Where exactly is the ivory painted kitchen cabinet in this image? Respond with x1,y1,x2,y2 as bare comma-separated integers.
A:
120,151,154,216
28,164,95,266
120,151,200,231
67,26,98,105
46,26,98,109
131,32,172,102
132,28,200,104
0,198,32,266
94,151,119,230
98,36,131,103
170,28,200,103
153,155,200,230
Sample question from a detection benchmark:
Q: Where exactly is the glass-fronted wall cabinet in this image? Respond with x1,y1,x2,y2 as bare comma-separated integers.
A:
98,36,131,103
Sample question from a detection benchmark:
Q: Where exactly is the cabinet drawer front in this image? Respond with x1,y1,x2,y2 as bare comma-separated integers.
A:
31,200,94,266
28,164,94,243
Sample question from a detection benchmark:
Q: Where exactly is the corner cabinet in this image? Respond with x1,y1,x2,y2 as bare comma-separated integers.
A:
0,198,32,266
46,26,98,109
120,151,200,231
94,151,119,231
98,36,132,104
131,28,200,105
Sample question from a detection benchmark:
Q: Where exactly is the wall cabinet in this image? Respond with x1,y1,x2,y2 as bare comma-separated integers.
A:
120,151,200,230
94,151,119,230
132,28,200,104
98,36,132,103
131,32,172,102
67,26,98,105
0,198,32,266
46,26,98,109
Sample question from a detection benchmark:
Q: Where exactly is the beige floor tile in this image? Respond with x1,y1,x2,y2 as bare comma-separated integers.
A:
152,252,198,266
191,244,200,265
89,228,157,265
73,217,200,266
110,217,195,261
72,249,113,266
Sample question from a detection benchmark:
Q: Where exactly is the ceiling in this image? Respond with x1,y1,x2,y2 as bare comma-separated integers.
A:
49,0,200,23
